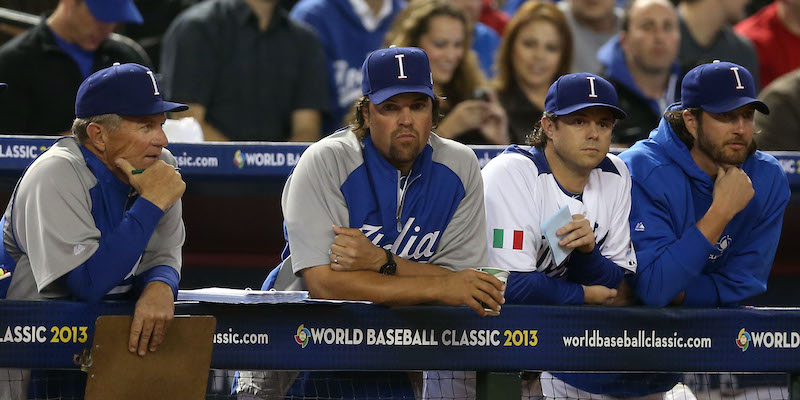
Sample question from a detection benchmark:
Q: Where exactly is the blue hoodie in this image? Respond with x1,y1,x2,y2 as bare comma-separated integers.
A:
620,111,790,307
290,0,404,134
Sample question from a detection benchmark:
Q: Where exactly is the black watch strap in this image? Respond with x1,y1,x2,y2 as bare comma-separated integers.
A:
379,248,397,275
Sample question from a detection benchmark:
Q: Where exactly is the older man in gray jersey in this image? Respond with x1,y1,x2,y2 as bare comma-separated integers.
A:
0,63,186,399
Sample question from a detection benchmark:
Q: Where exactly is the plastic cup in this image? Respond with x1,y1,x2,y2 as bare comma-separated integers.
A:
477,268,509,316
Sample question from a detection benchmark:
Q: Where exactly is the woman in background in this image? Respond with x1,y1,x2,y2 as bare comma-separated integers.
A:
494,1,573,144
384,0,508,145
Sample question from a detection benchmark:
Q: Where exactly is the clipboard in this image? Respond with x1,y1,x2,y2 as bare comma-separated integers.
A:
84,315,216,400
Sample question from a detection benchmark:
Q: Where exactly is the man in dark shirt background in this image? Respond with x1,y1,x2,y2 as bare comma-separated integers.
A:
0,0,150,135
160,0,329,142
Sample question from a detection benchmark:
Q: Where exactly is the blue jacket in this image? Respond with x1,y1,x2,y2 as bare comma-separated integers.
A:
620,115,790,307
290,0,403,134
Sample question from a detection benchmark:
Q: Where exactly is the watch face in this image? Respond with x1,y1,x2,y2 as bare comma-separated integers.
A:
380,262,396,275
380,249,397,275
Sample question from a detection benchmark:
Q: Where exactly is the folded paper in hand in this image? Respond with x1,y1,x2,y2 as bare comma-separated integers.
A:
541,205,574,266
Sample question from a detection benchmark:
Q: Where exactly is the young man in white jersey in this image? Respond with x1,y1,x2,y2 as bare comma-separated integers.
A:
482,72,644,399
483,72,635,305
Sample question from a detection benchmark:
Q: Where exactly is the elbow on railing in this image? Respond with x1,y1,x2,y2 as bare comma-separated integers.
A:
302,266,346,302
65,273,113,305
636,286,676,308
71,288,107,305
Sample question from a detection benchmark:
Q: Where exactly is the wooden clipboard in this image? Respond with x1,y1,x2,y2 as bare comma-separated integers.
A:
84,315,216,400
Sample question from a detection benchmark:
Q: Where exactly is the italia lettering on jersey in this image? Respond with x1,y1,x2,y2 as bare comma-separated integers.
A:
340,137,465,264
359,218,440,261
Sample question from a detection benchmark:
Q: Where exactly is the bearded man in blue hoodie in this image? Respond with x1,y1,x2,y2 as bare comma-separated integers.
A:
620,61,789,309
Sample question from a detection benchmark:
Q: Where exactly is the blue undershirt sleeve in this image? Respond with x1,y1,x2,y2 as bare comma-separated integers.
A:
135,265,180,299
566,246,625,288
505,271,584,305
66,198,165,303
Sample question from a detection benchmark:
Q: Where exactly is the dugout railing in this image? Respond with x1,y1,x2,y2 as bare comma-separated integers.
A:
1,300,799,399
0,136,800,187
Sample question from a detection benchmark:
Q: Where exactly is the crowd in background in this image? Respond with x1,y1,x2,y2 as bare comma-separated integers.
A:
0,0,798,149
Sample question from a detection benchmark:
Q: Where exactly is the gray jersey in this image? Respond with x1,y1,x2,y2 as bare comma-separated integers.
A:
240,127,489,399
2,136,184,300
273,127,488,291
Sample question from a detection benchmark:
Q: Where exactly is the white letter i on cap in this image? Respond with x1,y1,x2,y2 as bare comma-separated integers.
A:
587,76,598,98
730,67,745,90
395,54,408,79
146,70,160,96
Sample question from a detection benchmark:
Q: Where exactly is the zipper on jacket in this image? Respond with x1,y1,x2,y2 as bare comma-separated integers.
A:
396,171,420,232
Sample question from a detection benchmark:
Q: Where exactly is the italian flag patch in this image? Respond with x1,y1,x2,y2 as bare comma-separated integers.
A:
493,229,523,250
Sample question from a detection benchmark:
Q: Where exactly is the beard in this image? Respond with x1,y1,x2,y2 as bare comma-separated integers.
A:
387,127,424,168
695,124,754,166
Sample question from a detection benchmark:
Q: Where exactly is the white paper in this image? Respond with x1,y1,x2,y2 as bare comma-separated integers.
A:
541,205,574,266
177,287,308,304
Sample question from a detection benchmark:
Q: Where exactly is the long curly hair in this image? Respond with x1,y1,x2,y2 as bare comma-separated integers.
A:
383,0,486,111
665,108,702,150
494,1,573,94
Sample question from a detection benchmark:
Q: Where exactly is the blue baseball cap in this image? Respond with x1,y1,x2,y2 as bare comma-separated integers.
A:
545,73,627,119
85,0,143,24
681,61,769,114
76,63,188,118
362,46,435,105
0,83,6,92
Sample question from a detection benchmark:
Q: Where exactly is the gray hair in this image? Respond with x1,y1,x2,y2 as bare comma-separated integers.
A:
72,114,123,143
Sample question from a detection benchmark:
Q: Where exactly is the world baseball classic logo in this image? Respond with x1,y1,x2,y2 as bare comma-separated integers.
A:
736,328,751,352
295,324,311,348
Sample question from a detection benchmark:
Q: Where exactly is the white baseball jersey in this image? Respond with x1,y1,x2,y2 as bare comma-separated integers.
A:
482,146,637,277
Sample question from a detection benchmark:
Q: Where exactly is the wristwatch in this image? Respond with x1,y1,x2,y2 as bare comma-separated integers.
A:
379,248,397,275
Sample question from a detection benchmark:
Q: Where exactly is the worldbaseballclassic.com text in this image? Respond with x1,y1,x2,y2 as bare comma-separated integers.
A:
563,330,712,349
